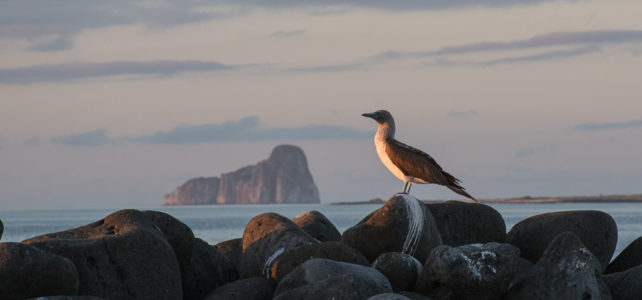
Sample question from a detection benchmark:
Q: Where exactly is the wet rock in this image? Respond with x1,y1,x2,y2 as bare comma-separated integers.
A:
181,238,238,300
292,210,341,242
269,241,369,281
504,232,612,300
367,293,413,300
204,277,276,300
372,252,422,291
415,242,522,300
241,213,317,278
274,258,392,300
22,209,182,300
605,237,642,274
342,194,442,262
0,242,79,300
507,210,617,271
604,264,642,300
426,201,506,246
215,238,242,271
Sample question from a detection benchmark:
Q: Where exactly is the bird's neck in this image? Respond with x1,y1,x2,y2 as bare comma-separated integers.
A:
376,122,395,141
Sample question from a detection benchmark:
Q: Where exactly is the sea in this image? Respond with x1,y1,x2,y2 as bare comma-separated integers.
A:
1,202,640,257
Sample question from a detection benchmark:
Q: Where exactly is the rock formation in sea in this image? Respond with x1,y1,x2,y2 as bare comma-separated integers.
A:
163,144,320,205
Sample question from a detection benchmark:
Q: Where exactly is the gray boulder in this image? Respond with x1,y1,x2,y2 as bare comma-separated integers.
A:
0,242,79,300
426,201,506,246
215,238,242,271
605,236,642,274
505,231,612,300
274,258,392,300
269,241,369,281
240,212,317,278
342,194,442,262
604,264,642,300
181,238,238,300
22,209,182,300
415,242,523,300
367,293,413,300
372,252,422,291
204,277,276,300
507,210,617,272
292,210,341,242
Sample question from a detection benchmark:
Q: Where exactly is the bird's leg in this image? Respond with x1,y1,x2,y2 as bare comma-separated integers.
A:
406,183,413,194
402,182,410,194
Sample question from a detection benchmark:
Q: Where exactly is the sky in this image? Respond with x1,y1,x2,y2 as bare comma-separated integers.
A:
1,0,642,210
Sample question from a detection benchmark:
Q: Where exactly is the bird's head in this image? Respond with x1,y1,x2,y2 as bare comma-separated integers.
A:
362,110,393,125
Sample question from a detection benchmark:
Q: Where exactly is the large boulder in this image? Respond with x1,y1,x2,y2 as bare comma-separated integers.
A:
181,238,238,300
425,201,506,246
604,264,642,300
26,297,106,300
269,241,369,281
215,238,242,271
274,258,392,300
240,212,317,278
292,210,341,242
204,277,277,300
415,242,523,300
372,252,422,291
22,209,182,300
507,210,617,271
0,242,79,300
367,293,413,300
342,194,442,262
504,231,612,300
605,237,642,274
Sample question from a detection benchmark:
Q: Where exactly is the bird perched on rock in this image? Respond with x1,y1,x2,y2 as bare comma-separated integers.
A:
362,109,477,201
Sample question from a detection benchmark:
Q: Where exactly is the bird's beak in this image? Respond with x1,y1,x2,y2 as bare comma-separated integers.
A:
362,112,376,119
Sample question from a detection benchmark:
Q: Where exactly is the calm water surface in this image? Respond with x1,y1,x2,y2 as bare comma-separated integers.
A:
1,202,640,257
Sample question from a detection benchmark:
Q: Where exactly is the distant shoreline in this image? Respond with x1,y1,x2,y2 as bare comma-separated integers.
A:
330,194,642,205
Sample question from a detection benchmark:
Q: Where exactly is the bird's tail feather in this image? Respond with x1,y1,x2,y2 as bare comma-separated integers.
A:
447,185,478,202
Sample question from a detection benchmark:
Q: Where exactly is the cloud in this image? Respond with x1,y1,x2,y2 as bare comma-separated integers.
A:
51,129,113,146
134,116,370,143
27,35,74,52
372,30,642,62
0,60,238,84
482,46,599,65
23,137,40,147
449,109,479,118
270,29,306,37
574,120,642,131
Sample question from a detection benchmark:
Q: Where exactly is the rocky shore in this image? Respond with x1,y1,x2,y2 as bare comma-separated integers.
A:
1,194,641,299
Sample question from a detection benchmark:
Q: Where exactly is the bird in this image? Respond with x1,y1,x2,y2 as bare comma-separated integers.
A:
362,109,477,202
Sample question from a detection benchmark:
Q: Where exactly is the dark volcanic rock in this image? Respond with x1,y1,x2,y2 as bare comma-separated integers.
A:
292,210,341,242
507,210,617,271
0,242,79,300
204,277,277,300
367,293,413,300
426,200,506,246
22,209,182,300
399,291,434,300
604,264,642,300
342,194,442,262
142,210,236,300
274,258,392,300
415,242,523,300
269,241,369,281
26,297,106,300
372,252,422,291
505,232,612,300
181,238,238,300
605,236,642,274
215,238,242,271
241,212,317,278
163,176,220,205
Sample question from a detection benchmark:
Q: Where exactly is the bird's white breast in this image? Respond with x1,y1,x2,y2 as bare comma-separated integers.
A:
375,132,406,182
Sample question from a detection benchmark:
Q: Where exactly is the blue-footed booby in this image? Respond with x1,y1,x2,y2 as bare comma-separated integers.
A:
362,110,477,202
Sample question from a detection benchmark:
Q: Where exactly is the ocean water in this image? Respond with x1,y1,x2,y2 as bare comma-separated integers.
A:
1,202,640,257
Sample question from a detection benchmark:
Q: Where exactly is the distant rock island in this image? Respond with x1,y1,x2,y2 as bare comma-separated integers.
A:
163,145,320,205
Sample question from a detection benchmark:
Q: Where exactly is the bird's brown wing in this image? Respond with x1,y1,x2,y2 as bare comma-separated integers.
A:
385,138,477,201
385,139,449,185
